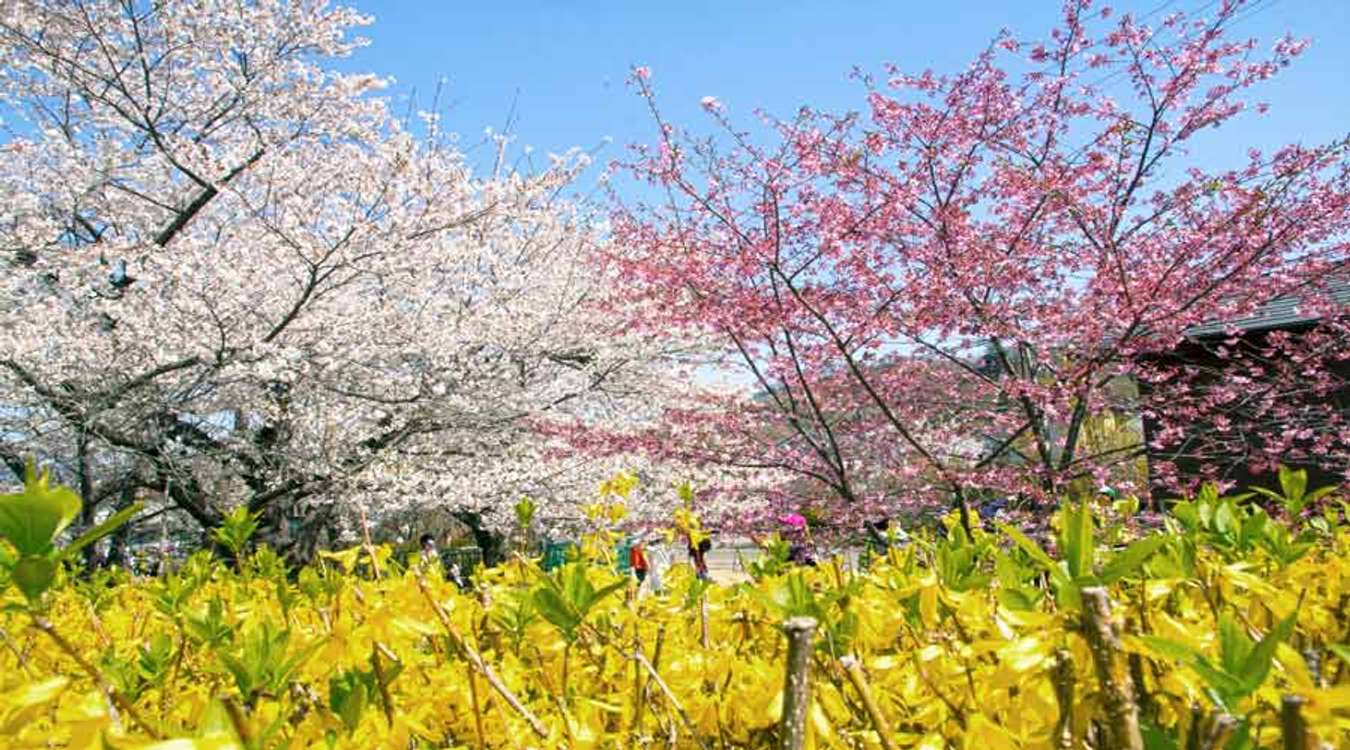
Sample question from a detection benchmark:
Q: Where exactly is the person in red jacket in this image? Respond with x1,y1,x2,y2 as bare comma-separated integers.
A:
629,539,650,584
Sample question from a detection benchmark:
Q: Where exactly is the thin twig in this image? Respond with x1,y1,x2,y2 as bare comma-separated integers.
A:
1280,695,1308,750
840,655,897,750
700,594,711,649
358,507,382,580
413,572,549,739
1051,649,1076,750
32,615,162,739
634,650,709,750
0,626,33,677
221,696,253,747
370,643,395,728
1198,710,1237,750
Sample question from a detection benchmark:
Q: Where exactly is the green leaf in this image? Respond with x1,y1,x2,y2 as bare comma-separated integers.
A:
1326,643,1350,666
1197,489,1218,527
677,482,695,507
1188,656,1246,703
997,587,1039,611
993,552,1027,588
999,523,1057,572
1098,535,1167,584
1248,487,1283,504
513,496,537,529
0,462,83,556
531,586,581,638
138,633,176,682
1140,635,1202,663
1217,613,1253,676
1054,573,1083,612
1141,719,1180,750
212,506,260,556
1171,501,1200,531
1278,465,1307,509
1238,508,1268,549
197,699,236,738
561,563,589,609
1225,721,1255,750
329,671,368,733
59,502,143,562
11,555,57,601
683,577,712,611
276,639,324,692
1213,500,1238,539
1142,624,1263,708
1305,485,1338,504
1236,609,1297,695
1144,548,1183,579
1063,502,1095,579
588,578,628,610
217,651,257,699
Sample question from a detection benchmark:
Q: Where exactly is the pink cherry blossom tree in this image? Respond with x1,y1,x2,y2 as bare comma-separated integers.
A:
606,0,1350,532
0,0,688,559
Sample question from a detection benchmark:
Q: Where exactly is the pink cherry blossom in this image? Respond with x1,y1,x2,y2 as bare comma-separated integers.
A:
597,0,1350,529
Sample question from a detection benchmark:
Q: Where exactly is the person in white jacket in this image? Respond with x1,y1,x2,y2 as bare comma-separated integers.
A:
645,536,671,595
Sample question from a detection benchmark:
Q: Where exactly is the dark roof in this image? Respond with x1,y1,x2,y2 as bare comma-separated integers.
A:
1185,279,1350,338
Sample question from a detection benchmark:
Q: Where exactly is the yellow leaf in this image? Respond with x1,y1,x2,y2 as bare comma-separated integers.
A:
318,547,361,574
964,713,1017,748
806,699,834,750
998,636,1049,673
1275,643,1316,692
134,738,242,750
917,644,945,663
393,616,441,637
55,690,109,750
1,677,69,735
917,732,945,750
766,687,784,724
1307,685,1350,712
919,579,939,629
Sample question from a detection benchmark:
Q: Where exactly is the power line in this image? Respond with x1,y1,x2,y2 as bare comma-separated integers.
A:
1078,0,1285,95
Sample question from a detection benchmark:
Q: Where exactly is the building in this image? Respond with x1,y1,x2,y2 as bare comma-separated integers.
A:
1138,280,1350,497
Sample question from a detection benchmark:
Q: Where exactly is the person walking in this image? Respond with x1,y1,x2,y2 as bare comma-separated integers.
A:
629,537,650,585
418,533,440,571
780,512,817,567
861,518,904,569
647,540,670,594
787,541,817,567
688,536,711,581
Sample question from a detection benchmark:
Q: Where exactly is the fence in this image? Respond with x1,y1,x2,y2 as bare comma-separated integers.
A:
440,546,484,576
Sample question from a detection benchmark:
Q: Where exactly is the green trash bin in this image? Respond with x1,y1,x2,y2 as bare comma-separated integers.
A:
615,536,634,574
541,540,575,571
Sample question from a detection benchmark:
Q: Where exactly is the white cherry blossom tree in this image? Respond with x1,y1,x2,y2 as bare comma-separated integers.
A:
0,0,691,559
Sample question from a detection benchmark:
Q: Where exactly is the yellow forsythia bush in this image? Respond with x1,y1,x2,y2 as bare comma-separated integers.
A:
2,475,1349,748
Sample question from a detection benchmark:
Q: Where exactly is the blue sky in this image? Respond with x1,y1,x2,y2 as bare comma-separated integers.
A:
343,0,1350,175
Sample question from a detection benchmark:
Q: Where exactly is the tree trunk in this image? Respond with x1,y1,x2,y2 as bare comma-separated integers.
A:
1080,587,1144,750
452,510,507,566
778,617,818,750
